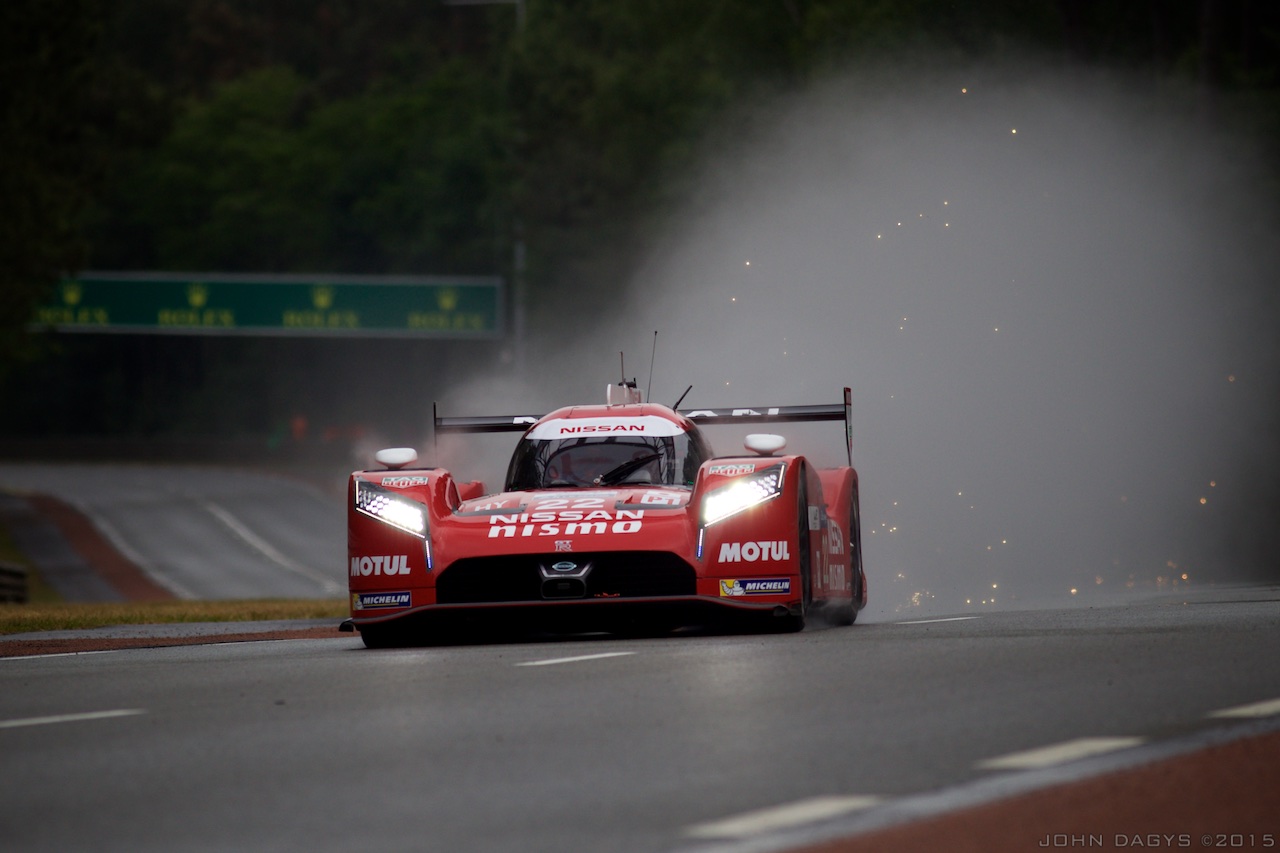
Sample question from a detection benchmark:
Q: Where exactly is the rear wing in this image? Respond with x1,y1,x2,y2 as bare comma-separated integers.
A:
433,387,855,466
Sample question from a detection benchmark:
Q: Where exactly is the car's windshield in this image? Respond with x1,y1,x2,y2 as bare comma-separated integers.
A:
505,430,711,490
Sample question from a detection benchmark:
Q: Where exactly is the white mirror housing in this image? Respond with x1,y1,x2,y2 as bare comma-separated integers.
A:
744,433,787,456
374,447,419,470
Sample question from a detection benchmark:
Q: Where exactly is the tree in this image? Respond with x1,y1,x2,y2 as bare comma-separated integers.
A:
0,0,108,375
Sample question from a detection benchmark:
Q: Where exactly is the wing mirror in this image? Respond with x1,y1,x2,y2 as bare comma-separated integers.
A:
744,433,786,456
374,447,419,470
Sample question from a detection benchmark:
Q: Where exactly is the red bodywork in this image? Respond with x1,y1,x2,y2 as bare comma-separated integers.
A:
345,390,866,645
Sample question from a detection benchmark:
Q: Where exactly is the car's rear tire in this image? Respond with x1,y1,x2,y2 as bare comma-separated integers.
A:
833,498,862,626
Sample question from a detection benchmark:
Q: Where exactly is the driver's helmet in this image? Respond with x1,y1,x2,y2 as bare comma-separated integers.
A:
545,439,662,486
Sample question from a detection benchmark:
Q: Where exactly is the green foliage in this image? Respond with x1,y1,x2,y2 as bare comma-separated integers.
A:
0,0,102,375
92,61,511,275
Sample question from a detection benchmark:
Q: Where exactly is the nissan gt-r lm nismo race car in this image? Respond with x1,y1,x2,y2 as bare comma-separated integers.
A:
342,384,867,647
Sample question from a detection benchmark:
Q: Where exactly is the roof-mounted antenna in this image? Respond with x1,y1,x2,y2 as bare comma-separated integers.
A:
673,384,692,409
646,331,657,403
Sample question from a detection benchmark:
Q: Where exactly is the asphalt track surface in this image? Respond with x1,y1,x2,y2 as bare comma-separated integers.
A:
1,463,1277,851
2,589,1278,852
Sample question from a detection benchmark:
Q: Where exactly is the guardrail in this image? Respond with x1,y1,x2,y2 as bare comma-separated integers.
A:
0,560,28,604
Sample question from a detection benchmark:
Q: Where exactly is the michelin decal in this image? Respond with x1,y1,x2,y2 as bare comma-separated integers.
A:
719,578,792,597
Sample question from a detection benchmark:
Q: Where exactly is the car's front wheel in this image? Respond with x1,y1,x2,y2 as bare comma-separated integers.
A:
358,622,405,649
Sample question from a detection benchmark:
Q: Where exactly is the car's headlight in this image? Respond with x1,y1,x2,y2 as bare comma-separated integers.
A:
701,463,786,527
354,479,428,538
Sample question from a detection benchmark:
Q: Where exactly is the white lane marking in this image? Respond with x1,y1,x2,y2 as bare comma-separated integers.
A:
685,795,882,839
977,737,1145,770
1210,697,1280,718
1,650,119,662
202,500,342,593
897,616,982,625
0,708,147,730
516,651,635,667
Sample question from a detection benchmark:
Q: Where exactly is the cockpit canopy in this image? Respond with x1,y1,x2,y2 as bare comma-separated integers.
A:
504,412,712,491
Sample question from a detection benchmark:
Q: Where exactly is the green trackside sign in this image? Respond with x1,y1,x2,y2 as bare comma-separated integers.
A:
32,272,504,338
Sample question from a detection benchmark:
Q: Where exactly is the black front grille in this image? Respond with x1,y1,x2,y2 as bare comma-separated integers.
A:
436,552,696,604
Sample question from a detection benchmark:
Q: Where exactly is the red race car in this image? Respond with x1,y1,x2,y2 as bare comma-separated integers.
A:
341,384,867,647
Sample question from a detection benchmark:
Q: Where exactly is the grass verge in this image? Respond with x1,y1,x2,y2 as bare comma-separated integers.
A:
0,598,347,635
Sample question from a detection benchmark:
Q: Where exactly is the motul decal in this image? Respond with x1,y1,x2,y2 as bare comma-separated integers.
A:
352,591,411,610
349,555,412,576
717,540,791,563
719,578,792,596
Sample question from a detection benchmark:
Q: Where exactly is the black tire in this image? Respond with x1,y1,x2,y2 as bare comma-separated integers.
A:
358,622,405,649
834,495,863,627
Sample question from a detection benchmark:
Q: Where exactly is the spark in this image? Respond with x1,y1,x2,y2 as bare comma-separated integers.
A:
1199,497,1208,505
744,260,751,266
1070,587,1078,595
1011,128,1018,134
1228,374,1236,383
961,88,968,94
